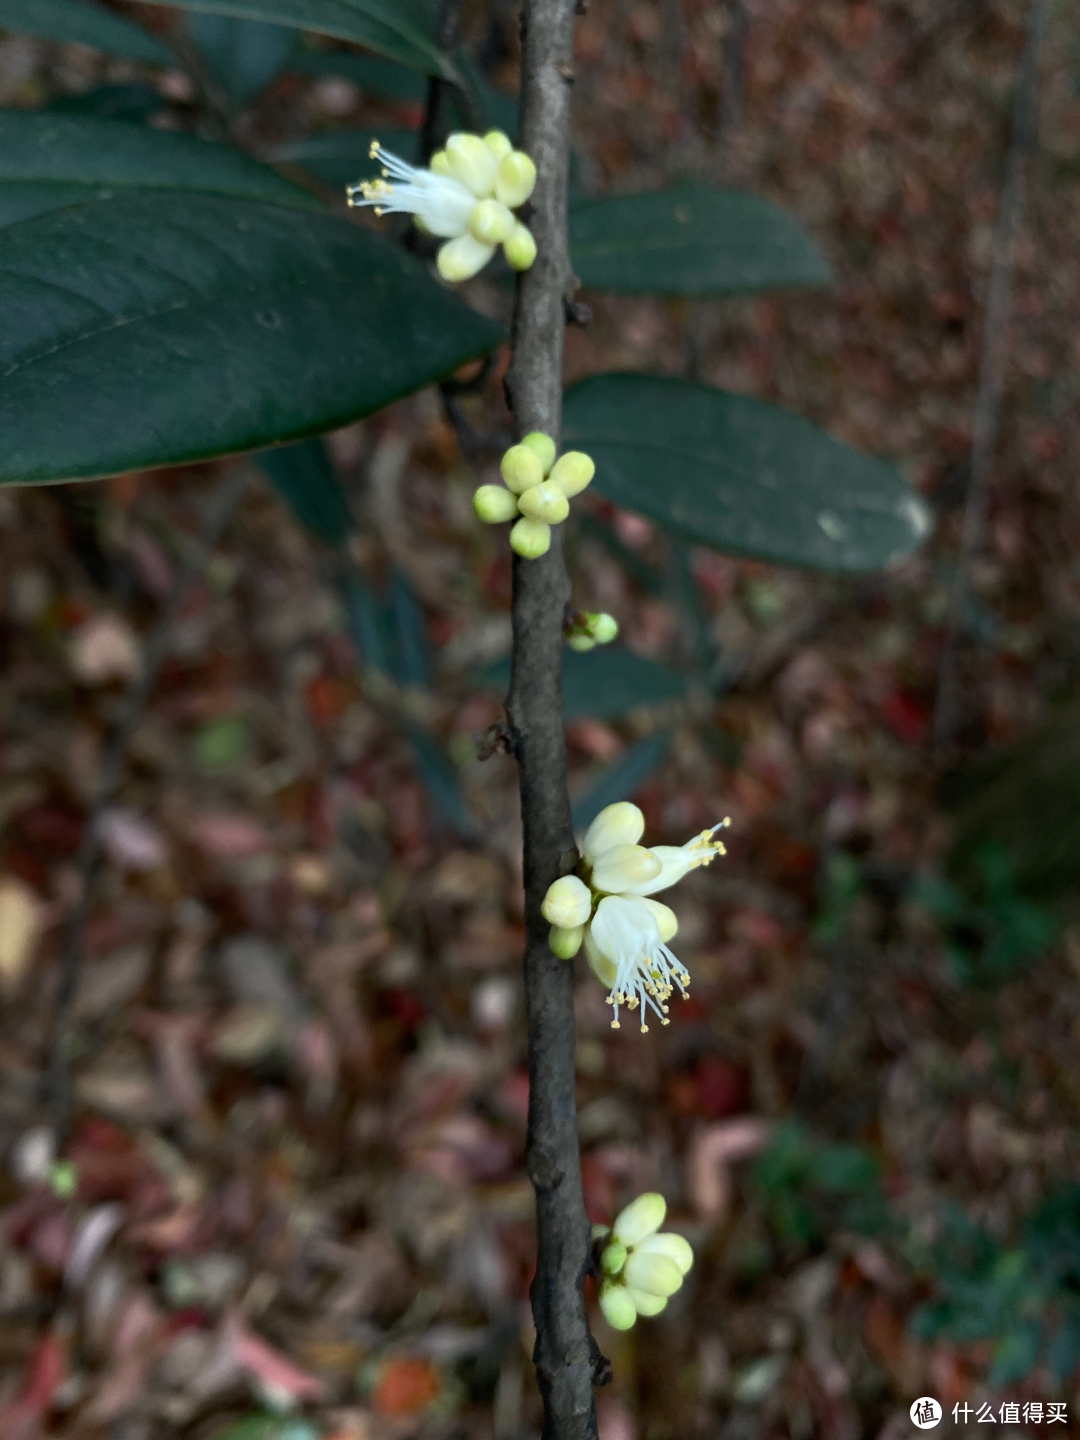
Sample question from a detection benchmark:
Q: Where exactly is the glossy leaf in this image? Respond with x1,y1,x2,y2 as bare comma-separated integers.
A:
571,732,671,831
188,14,298,106
568,186,830,296
270,126,417,187
259,439,352,545
1,0,174,64
0,192,504,484
563,373,933,573
0,110,315,219
480,647,686,720
133,0,444,75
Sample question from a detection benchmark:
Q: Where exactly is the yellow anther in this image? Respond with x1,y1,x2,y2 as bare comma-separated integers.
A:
611,1020,620,1029
368,140,380,158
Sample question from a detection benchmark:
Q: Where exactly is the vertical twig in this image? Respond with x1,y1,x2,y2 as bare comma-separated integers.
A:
505,1,600,1436
46,464,249,1137
932,2,1047,760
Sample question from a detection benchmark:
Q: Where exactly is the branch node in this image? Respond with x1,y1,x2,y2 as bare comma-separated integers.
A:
475,720,514,760
564,295,592,327
526,1145,564,1191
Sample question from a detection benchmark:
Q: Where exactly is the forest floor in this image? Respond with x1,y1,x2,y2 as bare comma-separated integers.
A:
0,0,1079,1436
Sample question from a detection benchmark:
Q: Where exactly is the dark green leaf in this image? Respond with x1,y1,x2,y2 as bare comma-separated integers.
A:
568,186,831,296
0,110,315,218
390,570,430,688
343,569,391,675
479,647,686,720
269,126,417,187
0,192,504,484
133,0,444,75
188,14,298,106
259,439,352,545
406,728,475,837
571,732,671,831
2,0,174,64
563,373,933,573
50,83,167,122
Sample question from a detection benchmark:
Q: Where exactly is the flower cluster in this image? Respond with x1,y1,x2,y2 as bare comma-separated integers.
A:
474,433,595,559
541,801,729,1031
564,610,618,652
596,1192,693,1330
347,132,537,283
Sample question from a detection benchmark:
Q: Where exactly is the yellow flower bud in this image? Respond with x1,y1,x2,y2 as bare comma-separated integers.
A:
496,150,537,209
590,843,662,895
636,896,678,944
473,484,519,524
437,233,496,283
520,431,556,475
541,874,592,928
566,633,596,652
549,924,584,959
500,444,545,494
634,1232,694,1276
623,1251,683,1298
583,803,645,862
627,1287,668,1317
549,451,595,498
469,198,516,245
445,132,498,198
503,221,537,271
599,1279,637,1331
510,517,551,558
601,1241,627,1276
430,149,450,176
612,1191,666,1247
484,130,513,161
517,480,570,524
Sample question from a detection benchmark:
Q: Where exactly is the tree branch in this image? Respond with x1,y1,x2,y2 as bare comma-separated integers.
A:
505,1,599,1436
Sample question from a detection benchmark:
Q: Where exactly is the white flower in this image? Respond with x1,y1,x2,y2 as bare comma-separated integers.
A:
542,801,729,1032
597,1192,694,1330
346,133,536,283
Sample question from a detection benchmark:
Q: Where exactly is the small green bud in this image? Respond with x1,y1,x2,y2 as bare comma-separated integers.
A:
445,132,498,198
484,130,513,161
437,233,496,283
517,480,570,524
601,1241,628,1276
503,221,537,271
549,450,595,498
469,198,516,245
496,150,537,209
500,444,545,494
599,1279,637,1331
49,1159,78,1200
510,517,551,558
541,875,592,928
587,612,619,645
473,484,519,524
549,924,584,959
520,431,556,475
566,633,596,652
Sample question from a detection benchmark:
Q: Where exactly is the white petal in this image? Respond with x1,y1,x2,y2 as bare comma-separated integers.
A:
436,233,496,282
591,843,661,895
583,922,616,988
636,897,678,943
582,802,644,863
624,823,728,896
540,874,591,928
590,895,660,967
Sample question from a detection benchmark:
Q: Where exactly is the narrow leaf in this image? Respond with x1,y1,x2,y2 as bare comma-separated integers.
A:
0,193,504,484
269,126,417,187
405,728,475,837
390,571,430,688
571,732,671,831
259,438,352,545
2,0,174,64
563,373,933,573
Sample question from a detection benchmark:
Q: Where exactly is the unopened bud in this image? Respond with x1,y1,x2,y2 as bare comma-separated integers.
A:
549,924,584,959
496,150,537,209
445,132,498,197
637,896,678,944
599,1279,637,1331
430,149,450,176
500,444,545,494
587,612,618,644
623,1251,683,1298
469,198,516,245
541,874,592,928
484,130,513,161
591,843,661,895
510,517,551,558
437,233,496,283
627,1287,668,1317
566,633,596,652
612,1191,666,1247
600,1241,627,1276
517,480,569,524
520,431,556,475
634,1232,694,1276
503,221,537,271
549,450,595,498
473,484,519,524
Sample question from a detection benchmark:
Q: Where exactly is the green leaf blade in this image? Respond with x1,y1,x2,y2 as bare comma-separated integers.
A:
0,192,504,484
2,0,175,64
563,373,932,573
568,187,831,297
